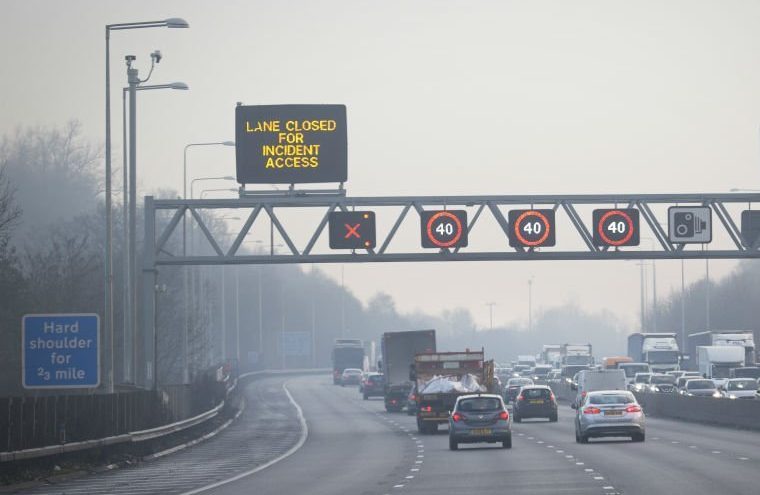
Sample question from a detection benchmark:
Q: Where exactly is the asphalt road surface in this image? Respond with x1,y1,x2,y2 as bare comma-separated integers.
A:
21,374,760,495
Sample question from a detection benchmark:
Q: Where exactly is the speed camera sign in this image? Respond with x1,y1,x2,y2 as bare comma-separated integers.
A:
421,210,468,248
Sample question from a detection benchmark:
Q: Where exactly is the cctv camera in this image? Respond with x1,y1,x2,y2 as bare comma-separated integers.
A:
125,55,136,62
151,50,162,64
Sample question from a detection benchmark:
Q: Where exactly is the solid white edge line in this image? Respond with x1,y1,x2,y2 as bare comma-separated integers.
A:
144,399,246,461
179,380,309,495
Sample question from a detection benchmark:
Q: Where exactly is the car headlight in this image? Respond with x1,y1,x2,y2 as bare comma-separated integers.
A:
712,391,722,398
728,394,737,400
649,385,659,392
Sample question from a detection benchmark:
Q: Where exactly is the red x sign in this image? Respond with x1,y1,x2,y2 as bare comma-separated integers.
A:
344,223,361,239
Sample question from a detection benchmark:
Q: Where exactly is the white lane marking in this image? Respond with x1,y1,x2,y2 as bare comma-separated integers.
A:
405,476,414,479
417,455,424,458
394,484,405,488
547,445,554,448
410,468,420,472
712,451,721,454
565,455,573,458
415,460,423,464
671,441,680,444
738,457,749,461
652,437,659,440
603,487,615,490
576,462,584,465
594,476,604,480
537,440,544,444
584,468,594,472
179,381,308,495
527,436,534,439
517,433,524,436
689,445,697,449
556,450,564,453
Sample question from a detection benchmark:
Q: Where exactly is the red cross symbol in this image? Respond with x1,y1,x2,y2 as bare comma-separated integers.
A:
344,223,361,239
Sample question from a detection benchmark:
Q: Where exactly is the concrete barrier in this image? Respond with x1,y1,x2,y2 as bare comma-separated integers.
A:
634,392,760,431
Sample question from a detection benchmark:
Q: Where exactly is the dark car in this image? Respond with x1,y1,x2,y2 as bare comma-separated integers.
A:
406,389,418,415
448,394,512,450
512,385,558,422
362,373,384,399
504,378,534,403
684,379,719,397
647,374,676,393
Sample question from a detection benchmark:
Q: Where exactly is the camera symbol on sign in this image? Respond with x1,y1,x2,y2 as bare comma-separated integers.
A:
673,212,707,238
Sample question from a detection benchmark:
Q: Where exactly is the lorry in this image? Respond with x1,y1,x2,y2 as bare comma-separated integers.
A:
686,331,755,371
379,330,436,412
413,349,494,434
697,345,745,388
517,355,537,368
560,343,594,366
331,339,365,384
627,333,680,373
602,356,633,369
541,345,562,367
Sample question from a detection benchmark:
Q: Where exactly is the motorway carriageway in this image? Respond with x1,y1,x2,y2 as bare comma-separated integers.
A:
22,374,760,495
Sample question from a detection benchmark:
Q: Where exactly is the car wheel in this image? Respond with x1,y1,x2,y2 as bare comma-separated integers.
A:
632,433,645,442
363,394,368,400
502,435,512,449
579,433,589,444
513,413,521,423
575,429,580,443
449,437,458,450
549,413,558,422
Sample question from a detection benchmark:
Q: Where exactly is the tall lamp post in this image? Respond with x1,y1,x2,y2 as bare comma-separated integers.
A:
105,16,188,391
121,83,188,383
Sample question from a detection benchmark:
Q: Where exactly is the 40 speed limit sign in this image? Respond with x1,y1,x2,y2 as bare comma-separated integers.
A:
421,210,468,248
593,208,640,247
508,209,556,247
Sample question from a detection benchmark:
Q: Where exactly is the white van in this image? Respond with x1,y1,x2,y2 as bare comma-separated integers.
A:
574,369,627,407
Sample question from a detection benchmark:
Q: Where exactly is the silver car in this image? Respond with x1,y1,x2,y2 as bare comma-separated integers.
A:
574,390,645,443
448,394,512,450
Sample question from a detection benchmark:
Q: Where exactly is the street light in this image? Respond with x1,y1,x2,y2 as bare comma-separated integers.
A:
121,83,188,384
200,188,239,198
485,302,496,330
105,16,188,391
730,188,760,192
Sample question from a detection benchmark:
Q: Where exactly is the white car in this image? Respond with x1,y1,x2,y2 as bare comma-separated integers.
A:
722,378,758,399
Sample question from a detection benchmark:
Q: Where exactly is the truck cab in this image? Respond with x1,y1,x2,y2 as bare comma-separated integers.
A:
697,346,745,388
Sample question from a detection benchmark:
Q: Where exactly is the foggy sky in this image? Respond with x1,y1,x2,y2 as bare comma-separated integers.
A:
1,0,758,330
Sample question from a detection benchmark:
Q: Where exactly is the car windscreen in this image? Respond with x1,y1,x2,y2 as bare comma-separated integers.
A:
587,393,635,405
533,367,551,375
687,380,715,389
727,379,757,390
458,398,501,412
521,388,551,399
650,375,676,384
733,368,760,379
647,351,679,364
620,365,649,377
634,374,651,383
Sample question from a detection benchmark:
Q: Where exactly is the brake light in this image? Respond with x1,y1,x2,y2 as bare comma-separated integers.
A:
517,395,525,401
410,394,417,401
420,406,432,412
499,411,509,421
549,393,556,402
583,407,601,415
452,412,463,422
391,399,397,404
625,405,642,413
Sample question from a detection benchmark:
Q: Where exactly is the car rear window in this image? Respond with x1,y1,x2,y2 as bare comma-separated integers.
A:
458,398,501,411
368,375,383,383
588,393,635,405
650,375,676,384
522,388,551,399
687,380,714,389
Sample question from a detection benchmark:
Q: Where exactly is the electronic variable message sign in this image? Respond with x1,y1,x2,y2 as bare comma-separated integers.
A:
421,210,468,248
593,209,640,247
329,211,376,249
235,104,347,184
508,209,556,248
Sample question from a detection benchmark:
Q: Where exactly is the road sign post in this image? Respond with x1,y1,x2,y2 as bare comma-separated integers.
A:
22,314,100,389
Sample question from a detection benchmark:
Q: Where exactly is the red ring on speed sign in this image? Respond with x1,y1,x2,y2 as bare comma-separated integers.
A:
426,211,463,248
514,210,551,247
598,210,634,246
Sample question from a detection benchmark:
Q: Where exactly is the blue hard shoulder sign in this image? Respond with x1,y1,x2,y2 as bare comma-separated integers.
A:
22,314,100,389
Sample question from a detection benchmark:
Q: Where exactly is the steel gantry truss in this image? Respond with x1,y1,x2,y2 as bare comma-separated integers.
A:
138,191,760,387
144,192,760,267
